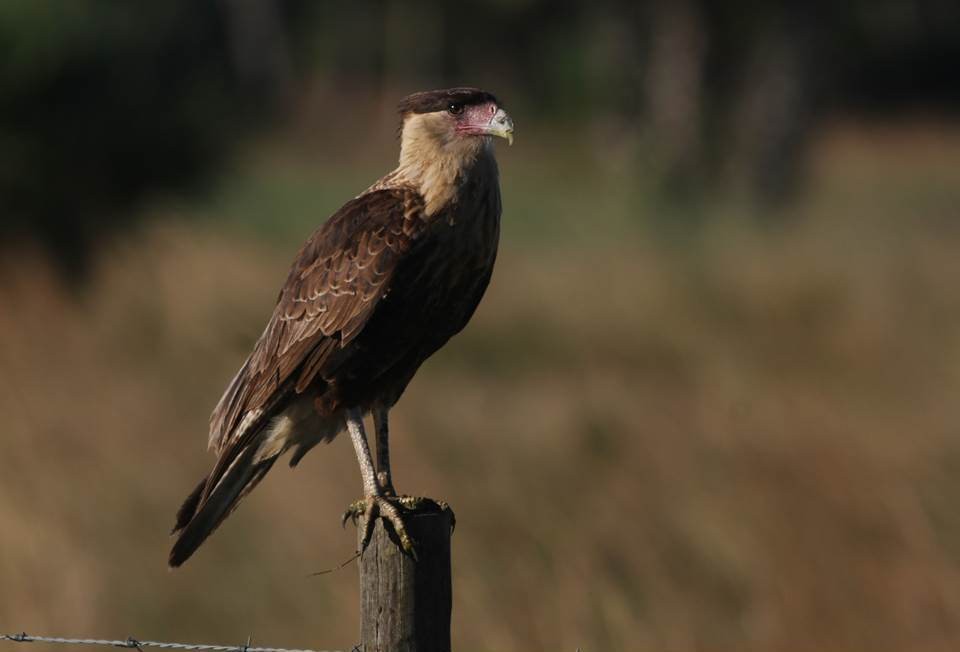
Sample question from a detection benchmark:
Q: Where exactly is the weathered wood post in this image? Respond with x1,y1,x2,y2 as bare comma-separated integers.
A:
359,499,454,652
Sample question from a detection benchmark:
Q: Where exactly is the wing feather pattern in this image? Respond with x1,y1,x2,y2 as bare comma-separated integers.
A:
210,187,427,456
168,188,428,566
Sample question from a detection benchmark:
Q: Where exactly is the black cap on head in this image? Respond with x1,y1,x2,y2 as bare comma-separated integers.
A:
398,87,500,115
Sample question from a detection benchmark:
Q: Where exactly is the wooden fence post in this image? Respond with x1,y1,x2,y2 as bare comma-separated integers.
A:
358,499,454,652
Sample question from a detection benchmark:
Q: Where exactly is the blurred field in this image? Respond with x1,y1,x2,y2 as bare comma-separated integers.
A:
3,116,960,651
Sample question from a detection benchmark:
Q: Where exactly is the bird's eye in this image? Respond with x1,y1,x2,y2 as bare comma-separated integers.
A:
447,103,464,116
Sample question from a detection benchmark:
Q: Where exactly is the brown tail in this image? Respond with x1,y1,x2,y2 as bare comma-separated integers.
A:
168,445,277,568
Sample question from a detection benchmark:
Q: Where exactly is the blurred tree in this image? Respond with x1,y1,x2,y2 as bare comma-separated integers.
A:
2,0,958,273
0,0,302,277
643,0,707,203
705,2,828,206
639,0,959,211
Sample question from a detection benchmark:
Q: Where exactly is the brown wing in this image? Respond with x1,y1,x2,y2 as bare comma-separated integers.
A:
208,187,427,456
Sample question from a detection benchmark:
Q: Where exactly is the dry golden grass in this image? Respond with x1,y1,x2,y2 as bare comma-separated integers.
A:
3,118,960,651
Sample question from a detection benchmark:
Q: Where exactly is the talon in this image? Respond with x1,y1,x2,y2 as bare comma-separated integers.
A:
361,496,380,553
398,495,423,510
342,495,424,559
341,496,455,558
443,502,456,533
378,498,418,558
341,499,366,528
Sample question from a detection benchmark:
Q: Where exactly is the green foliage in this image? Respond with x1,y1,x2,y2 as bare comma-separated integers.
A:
2,0,958,274
0,0,292,273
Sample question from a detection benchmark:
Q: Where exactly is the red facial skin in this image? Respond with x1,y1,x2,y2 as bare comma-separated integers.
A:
453,101,499,137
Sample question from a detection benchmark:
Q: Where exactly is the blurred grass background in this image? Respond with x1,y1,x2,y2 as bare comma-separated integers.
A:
3,1,960,650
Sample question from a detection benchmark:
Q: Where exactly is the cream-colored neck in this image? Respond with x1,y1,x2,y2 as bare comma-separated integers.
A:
394,113,487,216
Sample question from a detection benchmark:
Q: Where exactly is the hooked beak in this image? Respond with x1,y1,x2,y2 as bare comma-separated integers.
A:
485,108,514,145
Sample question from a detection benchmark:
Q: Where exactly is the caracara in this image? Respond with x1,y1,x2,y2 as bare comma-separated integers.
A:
169,88,513,567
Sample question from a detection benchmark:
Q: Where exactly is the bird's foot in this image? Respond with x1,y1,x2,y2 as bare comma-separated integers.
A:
342,495,416,558
341,496,455,559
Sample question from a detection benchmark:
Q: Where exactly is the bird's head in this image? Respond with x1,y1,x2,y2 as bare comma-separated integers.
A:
395,87,512,215
398,87,514,149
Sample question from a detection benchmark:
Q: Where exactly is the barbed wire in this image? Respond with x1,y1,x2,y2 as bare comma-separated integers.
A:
1,633,356,652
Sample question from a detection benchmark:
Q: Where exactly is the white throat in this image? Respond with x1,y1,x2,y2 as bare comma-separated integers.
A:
394,113,488,216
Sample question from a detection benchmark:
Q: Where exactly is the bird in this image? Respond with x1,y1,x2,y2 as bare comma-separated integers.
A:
168,87,513,567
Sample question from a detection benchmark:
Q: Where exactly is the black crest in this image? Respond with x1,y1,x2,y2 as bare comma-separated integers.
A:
398,87,500,115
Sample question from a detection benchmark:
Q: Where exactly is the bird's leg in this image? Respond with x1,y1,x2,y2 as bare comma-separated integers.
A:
373,405,396,496
343,407,414,556
346,407,379,497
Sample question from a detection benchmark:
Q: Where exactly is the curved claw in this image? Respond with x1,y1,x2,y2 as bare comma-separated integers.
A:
378,498,417,560
341,495,456,561
341,495,419,559
356,496,378,552
434,498,457,533
341,499,366,528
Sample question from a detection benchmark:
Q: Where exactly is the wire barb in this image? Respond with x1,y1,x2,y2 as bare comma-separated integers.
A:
1,633,344,652
308,550,360,577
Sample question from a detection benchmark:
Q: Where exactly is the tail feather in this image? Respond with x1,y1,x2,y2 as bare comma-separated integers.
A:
169,445,277,568
172,475,207,535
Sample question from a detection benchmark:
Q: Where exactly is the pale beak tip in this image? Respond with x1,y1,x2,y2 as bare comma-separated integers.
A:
490,107,514,146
